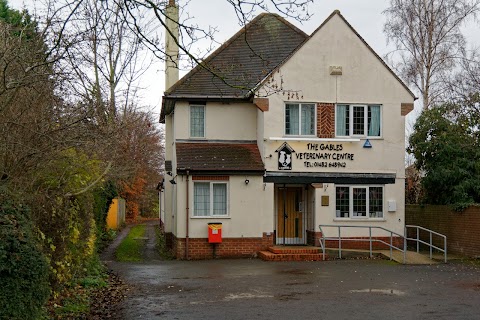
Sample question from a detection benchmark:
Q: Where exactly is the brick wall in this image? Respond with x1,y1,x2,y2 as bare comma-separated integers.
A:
307,230,322,246
406,205,480,257
317,103,335,138
307,230,402,250
325,237,404,250
172,232,274,259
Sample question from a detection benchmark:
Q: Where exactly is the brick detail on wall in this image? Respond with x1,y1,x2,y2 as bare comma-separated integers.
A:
253,98,269,112
317,103,335,138
401,103,414,116
172,232,275,259
406,205,480,258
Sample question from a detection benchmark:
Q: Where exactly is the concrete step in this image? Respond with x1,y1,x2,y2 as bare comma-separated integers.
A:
268,246,322,254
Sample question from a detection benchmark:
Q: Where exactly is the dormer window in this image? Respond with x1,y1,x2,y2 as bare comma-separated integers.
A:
190,104,205,138
285,103,315,136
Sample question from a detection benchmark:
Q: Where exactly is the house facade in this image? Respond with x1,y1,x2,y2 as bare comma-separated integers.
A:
161,10,415,259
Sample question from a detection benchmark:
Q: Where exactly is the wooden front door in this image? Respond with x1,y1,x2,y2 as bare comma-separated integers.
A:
277,187,305,245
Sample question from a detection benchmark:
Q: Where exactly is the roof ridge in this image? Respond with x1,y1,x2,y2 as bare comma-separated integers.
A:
165,13,287,96
269,14,308,38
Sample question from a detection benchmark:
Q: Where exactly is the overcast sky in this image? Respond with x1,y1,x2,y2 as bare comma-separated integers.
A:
7,0,480,119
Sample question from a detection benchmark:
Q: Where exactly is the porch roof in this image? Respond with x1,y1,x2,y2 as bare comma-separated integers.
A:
176,142,264,175
264,172,396,184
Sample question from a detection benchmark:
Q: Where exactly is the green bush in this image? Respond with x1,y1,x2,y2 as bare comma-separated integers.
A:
0,199,50,320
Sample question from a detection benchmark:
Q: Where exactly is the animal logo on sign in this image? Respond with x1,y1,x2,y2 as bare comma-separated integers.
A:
276,142,295,170
279,151,291,168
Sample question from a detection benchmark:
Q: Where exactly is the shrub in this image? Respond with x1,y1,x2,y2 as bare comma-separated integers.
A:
0,199,50,320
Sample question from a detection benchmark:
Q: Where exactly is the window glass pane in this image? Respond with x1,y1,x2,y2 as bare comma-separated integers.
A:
285,104,299,135
353,106,365,135
190,105,205,137
213,184,227,216
194,182,210,216
369,187,383,218
368,105,381,137
336,105,349,136
301,104,315,135
352,187,367,217
336,187,350,218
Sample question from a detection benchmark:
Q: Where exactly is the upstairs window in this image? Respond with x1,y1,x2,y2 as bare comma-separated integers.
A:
285,103,315,136
336,104,381,137
190,105,205,138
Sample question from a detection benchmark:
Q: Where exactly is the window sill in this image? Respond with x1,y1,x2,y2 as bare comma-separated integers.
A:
336,136,384,140
191,216,231,219
269,137,360,142
333,218,386,222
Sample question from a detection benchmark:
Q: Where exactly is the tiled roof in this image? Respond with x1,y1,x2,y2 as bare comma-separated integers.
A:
165,13,308,98
176,142,264,174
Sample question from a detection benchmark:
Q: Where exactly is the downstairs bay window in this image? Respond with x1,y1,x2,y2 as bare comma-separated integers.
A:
335,186,384,219
193,182,228,217
336,104,381,137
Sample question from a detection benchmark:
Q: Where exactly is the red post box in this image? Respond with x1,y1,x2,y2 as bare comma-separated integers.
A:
208,222,222,243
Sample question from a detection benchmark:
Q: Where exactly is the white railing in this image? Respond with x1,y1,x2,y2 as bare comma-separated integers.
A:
318,224,407,263
318,224,448,264
405,225,447,263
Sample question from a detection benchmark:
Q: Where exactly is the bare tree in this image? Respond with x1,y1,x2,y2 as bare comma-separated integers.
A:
383,0,479,110
49,0,151,124
118,0,313,91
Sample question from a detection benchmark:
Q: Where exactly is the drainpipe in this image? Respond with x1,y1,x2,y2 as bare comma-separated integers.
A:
185,170,190,260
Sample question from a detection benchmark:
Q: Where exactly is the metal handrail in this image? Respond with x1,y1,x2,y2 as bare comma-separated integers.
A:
318,224,407,264
405,225,447,263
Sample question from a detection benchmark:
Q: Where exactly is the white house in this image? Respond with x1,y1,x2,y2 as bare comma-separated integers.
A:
160,10,415,259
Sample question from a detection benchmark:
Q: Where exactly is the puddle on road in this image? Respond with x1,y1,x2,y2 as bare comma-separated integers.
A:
349,289,406,296
189,292,274,305
223,292,274,301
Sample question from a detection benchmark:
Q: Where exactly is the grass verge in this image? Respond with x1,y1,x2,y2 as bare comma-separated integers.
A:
115,224,146,262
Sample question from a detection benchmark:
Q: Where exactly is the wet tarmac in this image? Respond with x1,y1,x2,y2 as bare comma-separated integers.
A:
104,222,480,320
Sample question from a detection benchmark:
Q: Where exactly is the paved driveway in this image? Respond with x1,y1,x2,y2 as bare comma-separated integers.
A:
106,257,480,320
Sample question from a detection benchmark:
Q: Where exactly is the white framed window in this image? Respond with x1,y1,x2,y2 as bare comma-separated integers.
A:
193,182,228,217
190,105,205,138
335,186,384,219
335,104,381,137
285,103,316,136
